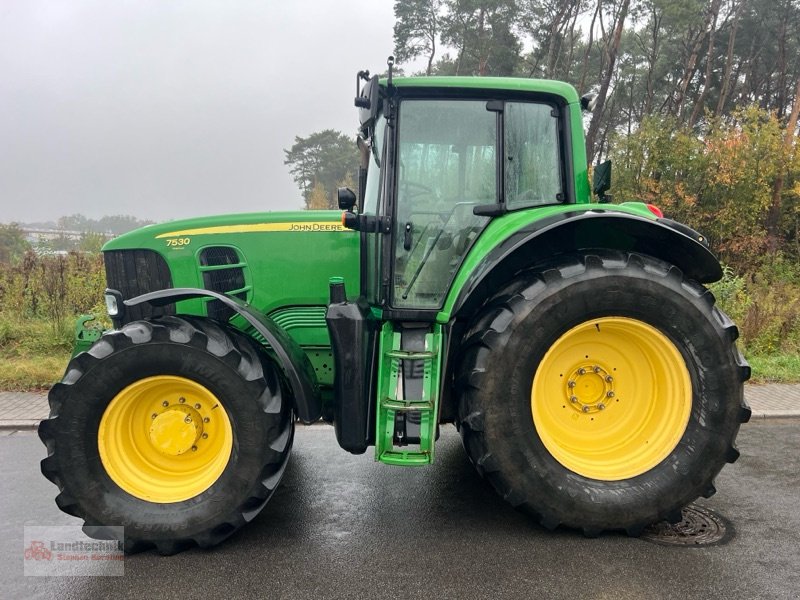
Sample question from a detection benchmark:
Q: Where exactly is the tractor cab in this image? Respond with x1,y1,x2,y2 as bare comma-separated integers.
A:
344,63,569,314
328,62,578,464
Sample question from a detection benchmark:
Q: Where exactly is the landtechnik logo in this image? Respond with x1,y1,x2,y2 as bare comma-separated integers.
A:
23,526,124,576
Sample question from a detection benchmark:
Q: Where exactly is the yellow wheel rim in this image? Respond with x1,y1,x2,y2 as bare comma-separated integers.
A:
531,317,691,481
98,376,233,503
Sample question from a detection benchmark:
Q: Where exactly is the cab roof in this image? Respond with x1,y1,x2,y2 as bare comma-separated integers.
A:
386,76,580,104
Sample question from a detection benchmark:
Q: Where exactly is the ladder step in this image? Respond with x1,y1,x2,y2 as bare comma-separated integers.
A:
384,350,437,360
381,398,434,412
379,450,432,466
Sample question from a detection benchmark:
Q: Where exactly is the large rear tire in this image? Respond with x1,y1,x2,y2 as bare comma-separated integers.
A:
457,252,751,535
39,316,293,554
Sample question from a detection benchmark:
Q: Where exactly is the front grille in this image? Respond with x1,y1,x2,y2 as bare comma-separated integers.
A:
104,249,174,323
199,247,248,322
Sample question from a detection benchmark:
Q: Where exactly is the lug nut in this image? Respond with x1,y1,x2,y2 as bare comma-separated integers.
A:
203,417,210,423
194,403,201,409
179,397,186,403
570,396,578,403
191,446,198,452
202,433,208,439
598,403,606,410
184,416,192,423
582,406,590,413
568,380,576,388
593,366,601,373
607,391,615,398
151,413,157,419
606,375,614,383
162,401,169,407
578,368,586,375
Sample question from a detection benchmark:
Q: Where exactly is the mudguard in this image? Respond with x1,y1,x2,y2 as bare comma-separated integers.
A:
450,210,723,320
124,287,322,423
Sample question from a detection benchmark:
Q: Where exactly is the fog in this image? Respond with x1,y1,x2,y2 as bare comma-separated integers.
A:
0,1,400,223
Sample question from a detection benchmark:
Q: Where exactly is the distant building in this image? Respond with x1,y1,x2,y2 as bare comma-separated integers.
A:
22,228,85,244
21,228,111,254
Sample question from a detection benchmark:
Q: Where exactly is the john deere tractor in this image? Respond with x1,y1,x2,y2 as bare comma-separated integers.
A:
39,61,751,554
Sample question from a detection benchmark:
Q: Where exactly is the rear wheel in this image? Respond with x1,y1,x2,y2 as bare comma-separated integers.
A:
39,316,293,554
457,252,751,535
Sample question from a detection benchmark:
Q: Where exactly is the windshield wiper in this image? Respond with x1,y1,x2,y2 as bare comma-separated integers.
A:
401,202,472,300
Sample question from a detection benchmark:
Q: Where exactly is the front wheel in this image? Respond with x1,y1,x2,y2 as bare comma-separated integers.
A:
457,252,751,535
39,316,293,554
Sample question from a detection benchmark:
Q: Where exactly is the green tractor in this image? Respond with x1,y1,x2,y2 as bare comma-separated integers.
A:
39,61,751,554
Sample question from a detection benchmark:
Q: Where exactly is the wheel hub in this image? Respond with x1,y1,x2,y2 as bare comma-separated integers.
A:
149,406,203,456
566,364,614,413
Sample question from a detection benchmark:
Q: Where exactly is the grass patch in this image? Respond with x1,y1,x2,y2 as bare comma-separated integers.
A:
0,354,69,391
0,317,72,391
746,353,800,384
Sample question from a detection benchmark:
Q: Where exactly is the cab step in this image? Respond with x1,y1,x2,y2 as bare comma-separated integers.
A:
375,322,443,466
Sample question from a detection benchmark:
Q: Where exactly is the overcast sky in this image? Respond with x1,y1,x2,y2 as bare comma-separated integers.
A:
0,1,404,224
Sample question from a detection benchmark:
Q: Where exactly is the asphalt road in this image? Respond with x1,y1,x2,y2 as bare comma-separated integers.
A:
2,421,799,600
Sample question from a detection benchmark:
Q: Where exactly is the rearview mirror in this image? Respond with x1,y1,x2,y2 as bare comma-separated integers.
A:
580,93,597,112
593,160,612,203
355,74,381,131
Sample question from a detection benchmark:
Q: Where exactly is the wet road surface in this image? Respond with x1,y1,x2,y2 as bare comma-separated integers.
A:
1,420,798,599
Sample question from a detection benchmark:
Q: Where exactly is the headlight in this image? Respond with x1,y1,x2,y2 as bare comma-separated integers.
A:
104,289,124,320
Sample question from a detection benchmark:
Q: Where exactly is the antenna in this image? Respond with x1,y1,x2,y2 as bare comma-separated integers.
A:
387,56,395,87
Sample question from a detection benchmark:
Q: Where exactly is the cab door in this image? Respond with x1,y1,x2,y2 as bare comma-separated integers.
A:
391,99,496,310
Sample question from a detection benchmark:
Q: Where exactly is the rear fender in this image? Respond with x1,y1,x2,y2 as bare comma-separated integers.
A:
124,288,322,423
450,211,723,320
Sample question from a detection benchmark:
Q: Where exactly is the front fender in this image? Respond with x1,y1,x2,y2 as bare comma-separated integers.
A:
448,210,722,320
124,288,322,423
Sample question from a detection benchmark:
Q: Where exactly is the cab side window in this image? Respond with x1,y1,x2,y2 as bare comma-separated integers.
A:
504,102,563,209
